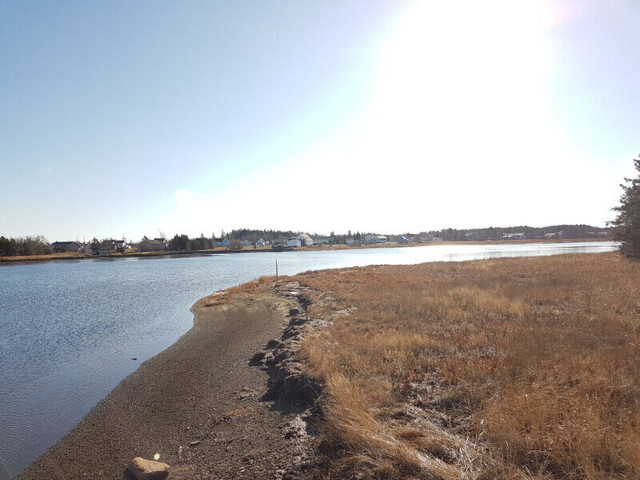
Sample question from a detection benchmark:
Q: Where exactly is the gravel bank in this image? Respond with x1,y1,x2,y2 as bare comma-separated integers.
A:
16,291,310,480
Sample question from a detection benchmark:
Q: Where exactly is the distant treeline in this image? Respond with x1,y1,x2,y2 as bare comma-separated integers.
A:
165,229,375,250
226,228,298,242
424,224,611,241
0,224,613,258
0,235,51,256
226,228,373,244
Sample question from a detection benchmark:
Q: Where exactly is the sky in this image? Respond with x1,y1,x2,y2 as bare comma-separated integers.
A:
1,0,639,242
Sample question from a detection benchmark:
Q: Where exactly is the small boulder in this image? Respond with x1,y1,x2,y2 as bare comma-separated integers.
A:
249,350,266,366
265,339,280,349
125,457,170,480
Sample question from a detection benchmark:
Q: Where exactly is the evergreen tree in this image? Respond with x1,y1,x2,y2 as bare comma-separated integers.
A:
612,154,640,258
0,236,17,256
169,234,190,251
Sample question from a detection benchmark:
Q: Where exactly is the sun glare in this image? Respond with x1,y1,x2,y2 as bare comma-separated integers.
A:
166,0,608,235
366,0,555,157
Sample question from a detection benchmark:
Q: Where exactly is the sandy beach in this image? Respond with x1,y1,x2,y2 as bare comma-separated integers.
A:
16,290,308,480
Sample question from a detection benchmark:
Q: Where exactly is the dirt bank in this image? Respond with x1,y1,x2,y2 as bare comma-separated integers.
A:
16,290,311,480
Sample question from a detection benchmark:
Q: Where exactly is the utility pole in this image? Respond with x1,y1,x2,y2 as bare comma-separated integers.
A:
275,259,278,285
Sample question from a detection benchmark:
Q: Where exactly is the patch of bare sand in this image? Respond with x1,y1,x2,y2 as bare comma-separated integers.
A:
16,293,308,480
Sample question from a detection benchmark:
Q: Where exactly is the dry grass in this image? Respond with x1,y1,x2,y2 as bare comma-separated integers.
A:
289,253,640,479
200,276,275,306
0,251,86,262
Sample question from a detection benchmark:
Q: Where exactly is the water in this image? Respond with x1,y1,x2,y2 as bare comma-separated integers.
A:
0,242,616,479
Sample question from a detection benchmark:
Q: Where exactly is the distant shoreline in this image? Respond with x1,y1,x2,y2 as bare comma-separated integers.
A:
0,237,614,265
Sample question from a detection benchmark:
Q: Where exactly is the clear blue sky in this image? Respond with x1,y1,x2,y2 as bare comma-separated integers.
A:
1,1,639,241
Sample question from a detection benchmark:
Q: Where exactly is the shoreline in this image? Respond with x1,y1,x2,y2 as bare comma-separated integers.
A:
0,237,613,265
9,248,623,479
15,284,309,480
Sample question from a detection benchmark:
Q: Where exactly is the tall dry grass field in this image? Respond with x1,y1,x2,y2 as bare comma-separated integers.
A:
290,253,640,479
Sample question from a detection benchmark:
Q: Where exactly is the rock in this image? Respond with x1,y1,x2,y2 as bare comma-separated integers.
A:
249,350,266,366
124,457,170,480
284,415,308,439
266,339,280,349
288,316,307,326
281,326,303,340
288,308,300,316
262,351,275,366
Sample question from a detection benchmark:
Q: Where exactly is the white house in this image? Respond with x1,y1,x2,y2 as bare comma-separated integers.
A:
287,238,302,247
256,238,266,247
297,233,314,246
502,233,527,240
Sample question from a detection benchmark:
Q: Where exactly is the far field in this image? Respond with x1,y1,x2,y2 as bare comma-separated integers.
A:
276,252,640,479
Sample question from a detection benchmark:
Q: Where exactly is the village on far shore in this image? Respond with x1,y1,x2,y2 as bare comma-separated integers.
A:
36,224,612,257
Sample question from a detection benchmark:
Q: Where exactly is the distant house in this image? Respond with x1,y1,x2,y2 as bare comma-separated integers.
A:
92,242,112,256
398,236,409,244
364,235,387,244
287,238,302,247
216,238,231,248
297,233,314,246
256,238,267,247
544,232,560,239
346,238,356,245
418,234,443,243
111,239,126,251
502,233,527,240
91,238,127,256
314,237,330,245
241,240,252,247
51,241,81,252
138,237,167,252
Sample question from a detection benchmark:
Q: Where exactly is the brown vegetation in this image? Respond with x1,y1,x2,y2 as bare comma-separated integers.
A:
288,253,640,479
0,251,85,263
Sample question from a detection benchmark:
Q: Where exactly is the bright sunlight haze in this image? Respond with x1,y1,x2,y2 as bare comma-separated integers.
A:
1,0,638,241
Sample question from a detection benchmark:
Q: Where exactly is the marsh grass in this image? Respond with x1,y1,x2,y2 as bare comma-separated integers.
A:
201,276,274,306
292,253,640,479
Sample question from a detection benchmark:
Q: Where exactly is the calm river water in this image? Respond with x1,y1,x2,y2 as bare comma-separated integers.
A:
0,242,616,479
